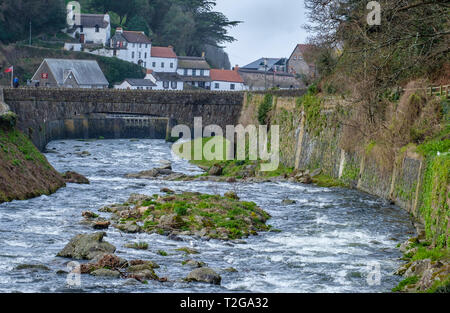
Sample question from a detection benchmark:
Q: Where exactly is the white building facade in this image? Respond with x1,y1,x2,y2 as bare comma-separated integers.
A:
67,12,111,46
110,28,152,68
210,68,246,91
150,46,178,72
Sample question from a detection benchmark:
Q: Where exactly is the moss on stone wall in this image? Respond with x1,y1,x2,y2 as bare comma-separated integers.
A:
419,154,449,248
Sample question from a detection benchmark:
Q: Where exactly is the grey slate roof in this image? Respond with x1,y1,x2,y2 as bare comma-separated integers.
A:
124,79,156,87
43,59,109,86
177,56,211,69
242,58,286,71
80,14,109,28
153,72,183,81
180,76,212,82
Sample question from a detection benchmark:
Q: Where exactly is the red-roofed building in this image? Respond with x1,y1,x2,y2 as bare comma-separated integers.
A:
210,67,246,91
150,46,178,73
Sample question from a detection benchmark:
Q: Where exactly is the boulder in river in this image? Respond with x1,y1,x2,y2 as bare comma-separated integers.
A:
91,268,121,278
282,199,296,205
160,187,175,194
186,268,221,285
15,264,50,271
56,232,116,260
62,171,90,184
208,165,223,176
93,220,111,230
224,191,239,200
182,260,206,268
114,221,141,233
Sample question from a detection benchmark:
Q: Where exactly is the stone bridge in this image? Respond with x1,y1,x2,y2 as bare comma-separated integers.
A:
2,88,246,151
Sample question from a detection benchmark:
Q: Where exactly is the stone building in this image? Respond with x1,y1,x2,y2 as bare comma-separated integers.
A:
287,44,317,78
31,59,109,89
238,68,302,91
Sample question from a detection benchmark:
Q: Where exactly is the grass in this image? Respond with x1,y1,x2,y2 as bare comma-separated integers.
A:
312,174,347,188
125,242,149,250
157,250,168,256
173,136,293,178
392,276,419,292
410,246,449,262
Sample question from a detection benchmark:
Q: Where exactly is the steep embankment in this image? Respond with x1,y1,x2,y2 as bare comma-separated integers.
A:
0,106,65,204
238,89,449,292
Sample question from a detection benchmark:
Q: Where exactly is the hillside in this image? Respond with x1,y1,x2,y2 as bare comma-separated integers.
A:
0,44,145,87
0,111,65,203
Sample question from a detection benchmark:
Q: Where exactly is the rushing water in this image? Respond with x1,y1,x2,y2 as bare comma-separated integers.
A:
0,139,416,293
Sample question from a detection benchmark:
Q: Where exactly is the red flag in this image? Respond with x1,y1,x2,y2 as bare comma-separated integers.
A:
4,66,13,73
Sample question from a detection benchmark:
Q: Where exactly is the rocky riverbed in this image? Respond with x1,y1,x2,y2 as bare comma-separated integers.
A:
0,139,418,292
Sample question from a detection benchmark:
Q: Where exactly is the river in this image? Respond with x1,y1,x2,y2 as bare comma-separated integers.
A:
0,139,416,293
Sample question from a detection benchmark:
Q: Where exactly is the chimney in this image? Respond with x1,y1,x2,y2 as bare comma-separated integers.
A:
145,69,155,81
116,27,123,34
201,51,205,58
168,45,173,49
234,65,239,71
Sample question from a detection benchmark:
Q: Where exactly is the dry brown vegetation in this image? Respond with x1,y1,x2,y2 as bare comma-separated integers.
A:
339,80,445,172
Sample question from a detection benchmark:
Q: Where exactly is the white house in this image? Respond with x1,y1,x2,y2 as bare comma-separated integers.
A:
210,68,246,91
110,28,152,68
177,56,211,89
153,72,184,91
114,69,183,91
113,78,157,90
67,13,111,45
150,46,178,72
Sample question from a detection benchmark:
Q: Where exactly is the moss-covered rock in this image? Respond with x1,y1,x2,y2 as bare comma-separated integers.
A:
101,192,272,240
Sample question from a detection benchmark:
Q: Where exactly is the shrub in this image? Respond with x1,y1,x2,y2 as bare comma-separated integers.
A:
257,94,273,125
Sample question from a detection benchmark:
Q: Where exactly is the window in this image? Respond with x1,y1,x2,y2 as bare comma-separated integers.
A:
132,43,135,48
80,26,84,33
132,52,135,58
145,44,148,48
170,63,174,68
215,83,219,89
171,81,177,89
139,44,142,48
163,81,169,89
152,62,156,67
161,62,164,68
200,70,204,76
144,62,146,68
145,52,147,58
230,84,235,90
139,52,141,58
184,69,188,76
293,56,297,60
192,69,196,76
95,25,99,32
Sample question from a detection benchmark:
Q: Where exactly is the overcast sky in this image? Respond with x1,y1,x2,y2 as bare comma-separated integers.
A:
214,0,309,67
